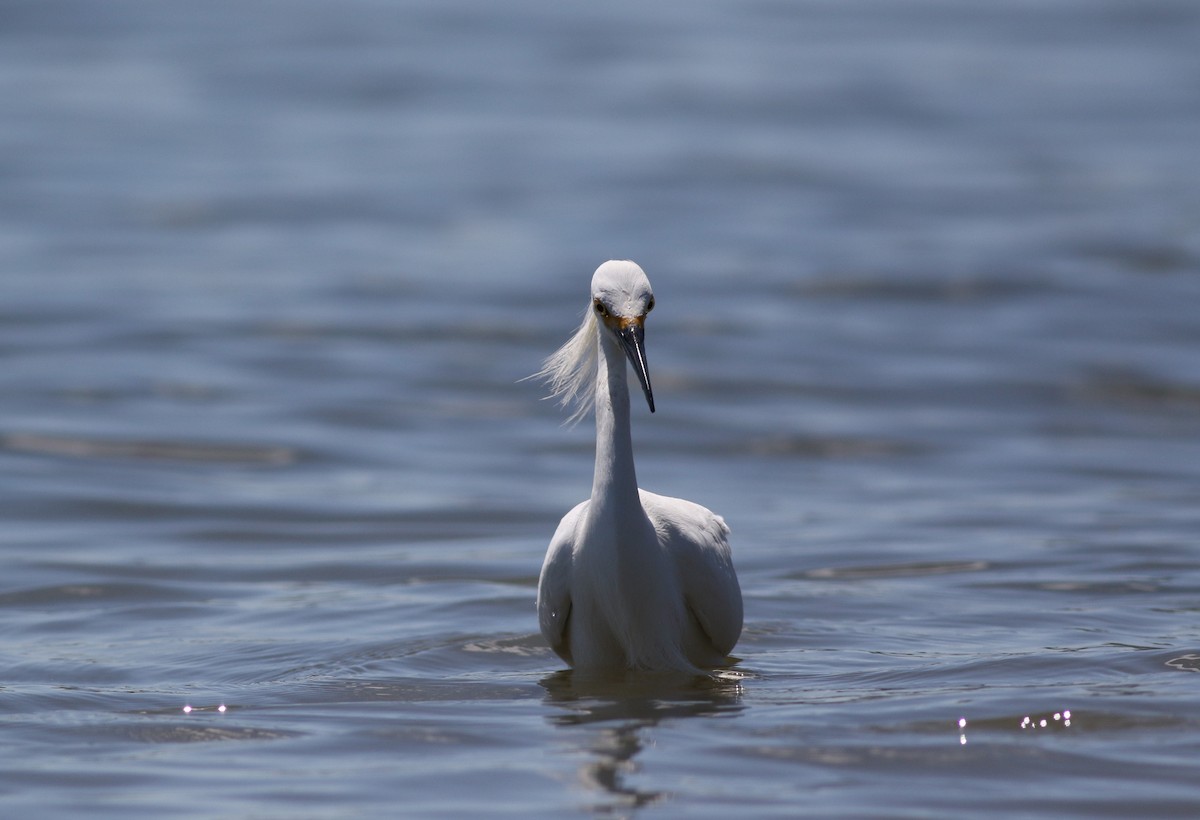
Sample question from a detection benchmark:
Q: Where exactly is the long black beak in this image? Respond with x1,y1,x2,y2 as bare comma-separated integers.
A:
618,323,655,413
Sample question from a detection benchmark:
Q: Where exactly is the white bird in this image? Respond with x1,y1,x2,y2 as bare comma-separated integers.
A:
534,260,742,674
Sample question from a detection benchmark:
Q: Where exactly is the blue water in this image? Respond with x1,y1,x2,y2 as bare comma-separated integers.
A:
3,1,1200,816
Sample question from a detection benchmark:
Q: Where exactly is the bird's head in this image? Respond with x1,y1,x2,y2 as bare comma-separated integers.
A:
591,260,656,413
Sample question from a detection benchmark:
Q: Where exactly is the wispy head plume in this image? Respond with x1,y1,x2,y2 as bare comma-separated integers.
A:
529,305,599,426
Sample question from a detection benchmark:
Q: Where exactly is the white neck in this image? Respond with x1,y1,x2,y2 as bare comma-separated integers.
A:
589,332,642,517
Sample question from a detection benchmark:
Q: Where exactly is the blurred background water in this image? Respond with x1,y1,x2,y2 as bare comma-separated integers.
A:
3,0,1200,816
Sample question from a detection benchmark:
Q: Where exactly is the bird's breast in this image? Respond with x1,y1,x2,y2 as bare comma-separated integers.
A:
571,518,688,658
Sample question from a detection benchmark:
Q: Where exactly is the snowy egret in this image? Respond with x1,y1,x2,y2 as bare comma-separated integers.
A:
534,260,742,673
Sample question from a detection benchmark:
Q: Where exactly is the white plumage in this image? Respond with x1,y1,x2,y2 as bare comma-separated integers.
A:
534,260,742,673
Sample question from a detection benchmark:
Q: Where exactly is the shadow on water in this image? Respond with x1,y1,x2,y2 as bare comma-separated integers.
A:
538,669,746,813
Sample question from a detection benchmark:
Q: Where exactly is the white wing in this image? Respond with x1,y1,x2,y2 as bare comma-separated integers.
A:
641,490,743,655
536,500,587,663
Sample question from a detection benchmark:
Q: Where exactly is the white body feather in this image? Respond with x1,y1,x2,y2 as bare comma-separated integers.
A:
535,261,742,673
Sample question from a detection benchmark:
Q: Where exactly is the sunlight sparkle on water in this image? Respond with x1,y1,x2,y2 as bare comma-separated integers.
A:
961,709,1073,743
1020,710,1072,729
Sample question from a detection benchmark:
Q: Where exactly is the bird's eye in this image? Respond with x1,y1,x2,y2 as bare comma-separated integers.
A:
646,296,655,312
594,300,608,316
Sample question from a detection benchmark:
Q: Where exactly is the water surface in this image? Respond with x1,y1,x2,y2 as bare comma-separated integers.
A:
3,1,1200,816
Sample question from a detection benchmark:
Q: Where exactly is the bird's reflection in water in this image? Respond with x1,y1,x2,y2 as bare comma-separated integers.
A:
539,668,747,814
